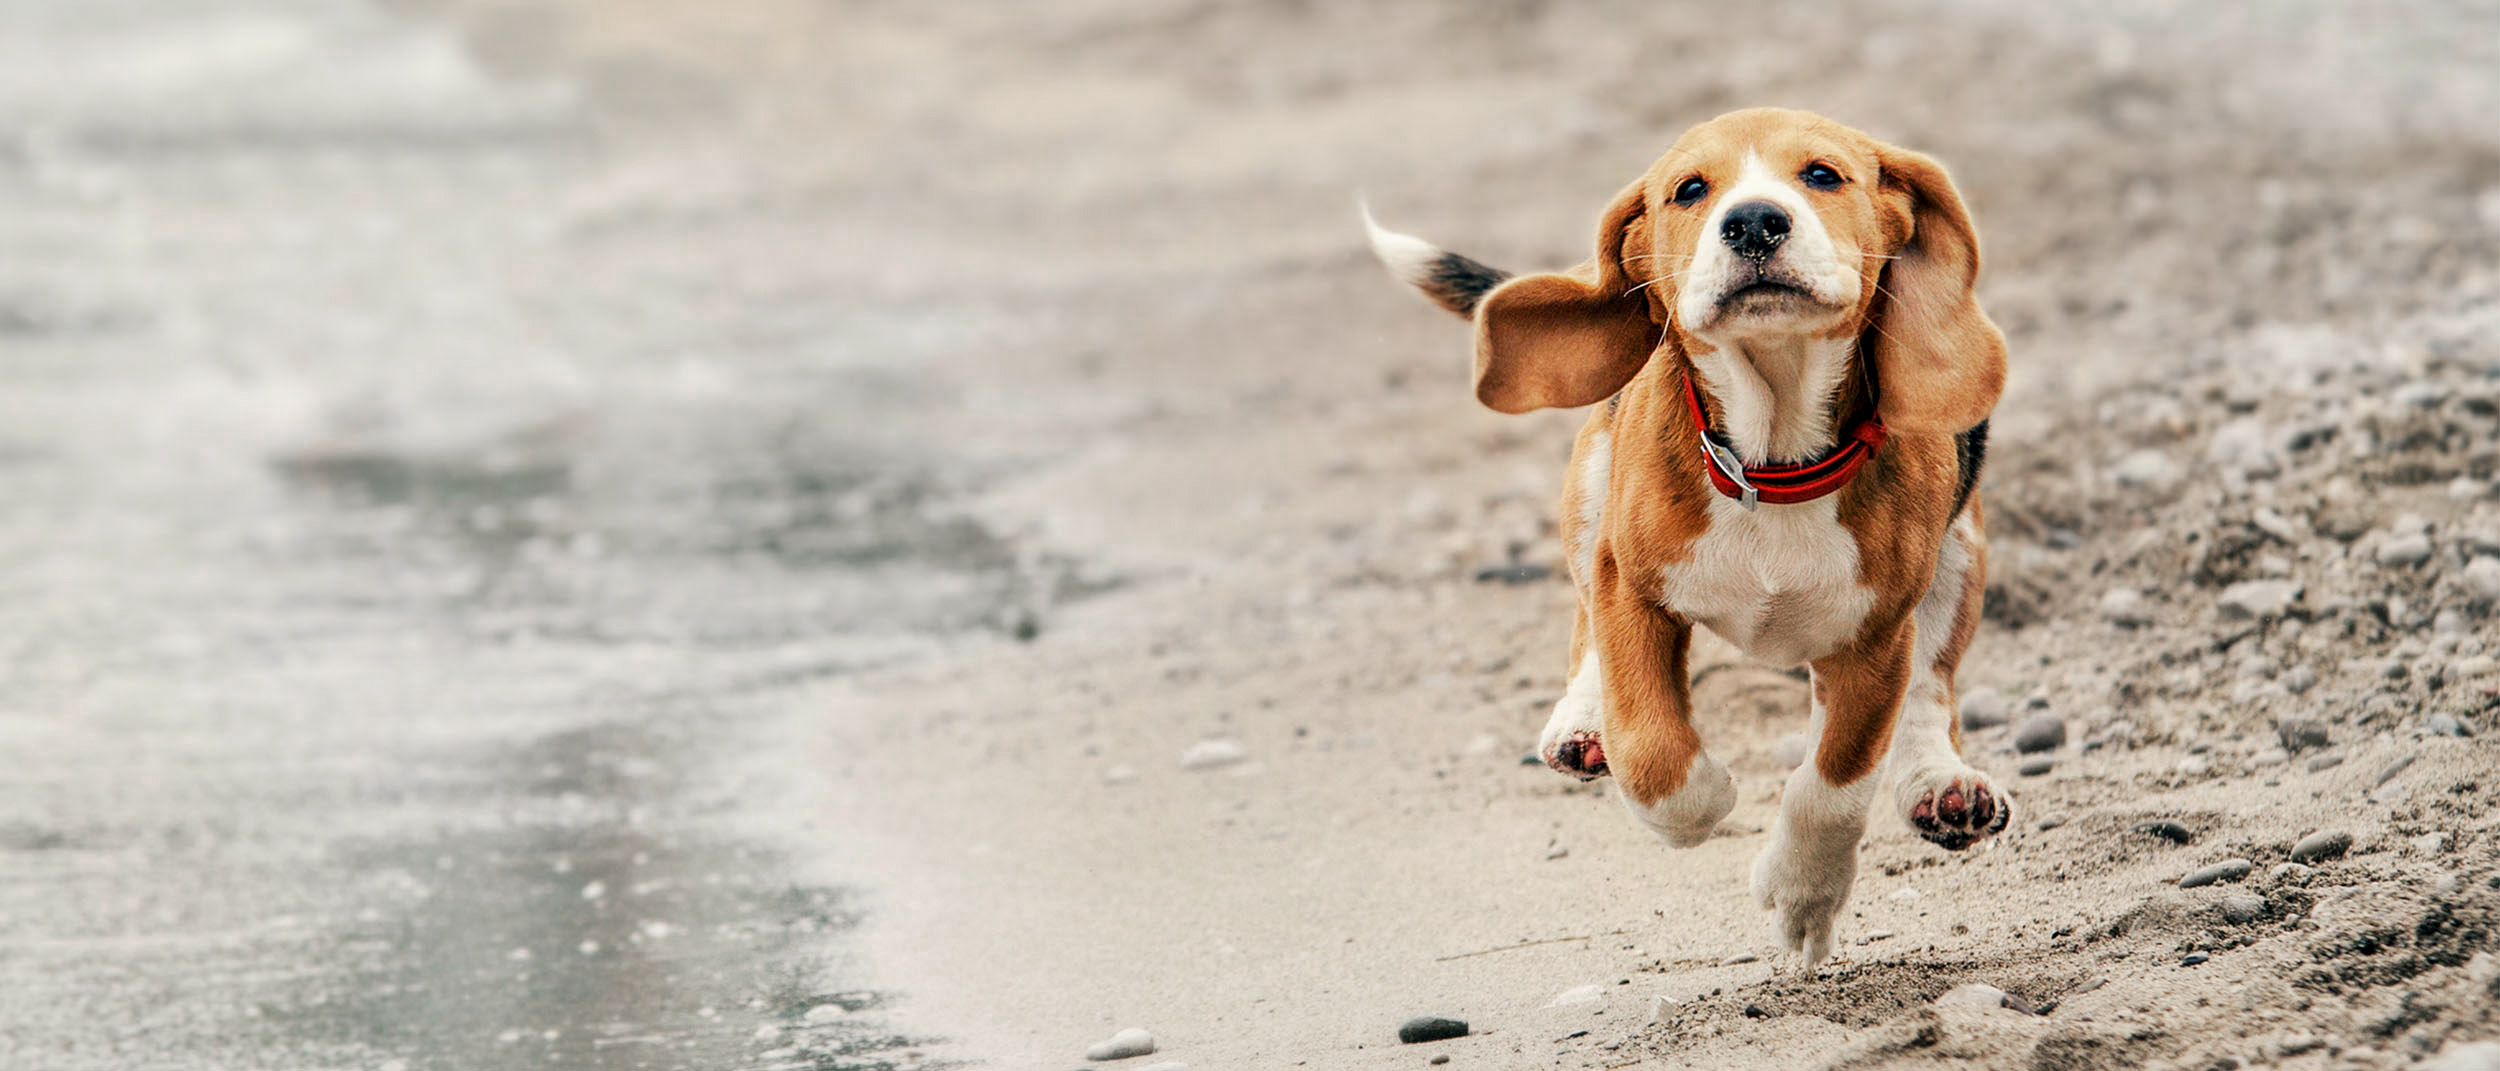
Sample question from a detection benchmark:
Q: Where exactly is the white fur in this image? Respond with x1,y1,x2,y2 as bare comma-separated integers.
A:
1689,335,1857,464
1618,749,1736,849
1658,494,1876,668
1884,512,2000,832
1750,709,1876,968
1569,428,1611,588
1360,203,1445,292
1539,649,1605,772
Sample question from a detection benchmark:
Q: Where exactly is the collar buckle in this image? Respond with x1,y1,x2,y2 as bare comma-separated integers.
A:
1698,435,1760,511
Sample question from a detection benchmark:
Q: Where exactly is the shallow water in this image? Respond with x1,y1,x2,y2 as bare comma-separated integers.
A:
0,3,1055,1067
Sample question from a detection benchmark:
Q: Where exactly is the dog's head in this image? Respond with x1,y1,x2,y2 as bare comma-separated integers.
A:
1469,108,2004,436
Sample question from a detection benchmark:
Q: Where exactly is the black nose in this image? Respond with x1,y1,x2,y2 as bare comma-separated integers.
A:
1720,200,1791,261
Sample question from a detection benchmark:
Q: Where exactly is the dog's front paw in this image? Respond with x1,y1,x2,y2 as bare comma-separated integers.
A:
1537,675,1609,780
1750,833,1855,968
1900,768,2011,851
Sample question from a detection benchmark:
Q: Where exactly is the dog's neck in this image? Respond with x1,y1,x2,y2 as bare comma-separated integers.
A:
1683,334,1868,465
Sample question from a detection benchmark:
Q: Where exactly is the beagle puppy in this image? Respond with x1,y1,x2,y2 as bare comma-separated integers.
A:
1368,108,2008,966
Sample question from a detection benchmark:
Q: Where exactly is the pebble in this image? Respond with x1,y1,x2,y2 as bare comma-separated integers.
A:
2465,557,2500,601
1936,983,2010,1009
2280,665,2319,694
2265,863,2313,888
2098,588,2153,627
2112,449,2176,488
1431,1057,1451,1067
2217,579,2302,620
2274,717,2330,752
2133,820,2193,844
2304,753,2343,773
2013,715,2067,754
2018,756,2054,776
2413,832,2450,855
2251,748,2290,767
2036,814,2070,832
2372,754,2416,788
1179,738,1248,770
2181,952,2209,966
2179,859,2254,888
1889,887,1924,902
2376,532,2435,567
2289,829,2353,864
1547,984,1605,1007
1959,690,2010,730
1398,1017,1468,1044
1086,1028,1157,1061
1103,764,1140,785
2220,894,2268,924
2426,713,2470,737
1720,953,1759,965
1770,731,1812,770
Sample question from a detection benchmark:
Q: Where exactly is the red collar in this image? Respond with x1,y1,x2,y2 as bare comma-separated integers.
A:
1682,372,1887,510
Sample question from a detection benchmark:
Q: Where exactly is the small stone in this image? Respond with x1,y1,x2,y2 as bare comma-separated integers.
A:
1719,953,1759,965
2465,557,2500,601
2275,1034,2327,1058
2413,832,2450,855
2251,748,2290,767
2181,952,2209,966
2305,753,2343,773
2289,829,2353,864
2372,754,2416,787
1431,1057,1451,1067
1544,840,1569,861
2113,449,2176,488
2099,588,2153,627
1770,731,1812,770
2036,814,2070,832
2265,863,2313,888
1179,738,1248,770
2013,715,2067,754
2426,713,2470,737
2018,756,2054,777
1959,691,2010,730
1086,1027,1157,1061
1547,984,1605,1007
2220,894,2268,924
2218,579,2302,620
2133,820,2193,844
2274,718,2330,752
1889,887,1924,902
2180,859,2254,888
2377,532,2435,567
2177,756,2211,776
2280,666,2319,694
1936,983,2010,1009
1398,1017,1468,1044
1103,764,1140,785
1742,1003,1771,1019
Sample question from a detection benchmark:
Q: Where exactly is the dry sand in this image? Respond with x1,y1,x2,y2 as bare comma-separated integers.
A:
513,1,2500,1067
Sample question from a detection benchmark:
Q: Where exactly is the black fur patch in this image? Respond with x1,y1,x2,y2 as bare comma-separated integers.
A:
1423,252,1511,317
1951,420,1989,520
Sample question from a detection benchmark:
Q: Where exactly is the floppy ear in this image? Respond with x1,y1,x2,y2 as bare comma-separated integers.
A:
1868,147,2007,436
1470,181,1661,413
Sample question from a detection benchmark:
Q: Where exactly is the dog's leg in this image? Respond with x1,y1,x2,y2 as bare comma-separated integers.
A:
1886,505,2010,850
1539,605,1609,778
1593,554,1733,847
1751,622,1908,967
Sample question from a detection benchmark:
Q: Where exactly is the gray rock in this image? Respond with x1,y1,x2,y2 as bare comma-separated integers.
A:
1959,690,2010,730
1179,737,1248,770
2275,718,2330,752
2220,894,2268,924
2426,713,2470,737
2112,449,2176,488
2265,863,2314,888
2413,832,2451,855
2018,756,2054,776
2465,557,2500,601
2180,859,2253,888
1398,1017,1468,1044
1086,1027,1157,1061
2280,665,2319,694
2098,588,2153,627
1719,952,1759,965
1936,983,2010,1009
2013,715,2067,754
2181,952,2210,966
2218,579,2303,620
2132,820,2193,844
2251,748,2291,767
2372,754,2416,787
2290,829,2354,864
2305,753,2344,772
2036,814,2070,831
2377,532,2435,567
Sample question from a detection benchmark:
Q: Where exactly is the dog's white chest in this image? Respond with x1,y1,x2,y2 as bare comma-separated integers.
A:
1658,500,1873,667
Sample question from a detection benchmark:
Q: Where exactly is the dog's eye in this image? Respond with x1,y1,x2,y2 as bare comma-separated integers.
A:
1672,177,1709,206
1800,163,1845,190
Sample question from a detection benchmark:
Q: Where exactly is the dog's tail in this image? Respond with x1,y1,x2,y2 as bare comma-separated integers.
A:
1361,203,1511,318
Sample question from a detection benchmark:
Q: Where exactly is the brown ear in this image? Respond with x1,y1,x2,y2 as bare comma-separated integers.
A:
1470,182,1661,413
1868,147,2007,436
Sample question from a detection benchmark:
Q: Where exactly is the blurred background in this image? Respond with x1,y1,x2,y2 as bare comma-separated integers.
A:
3,1,2497,1069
